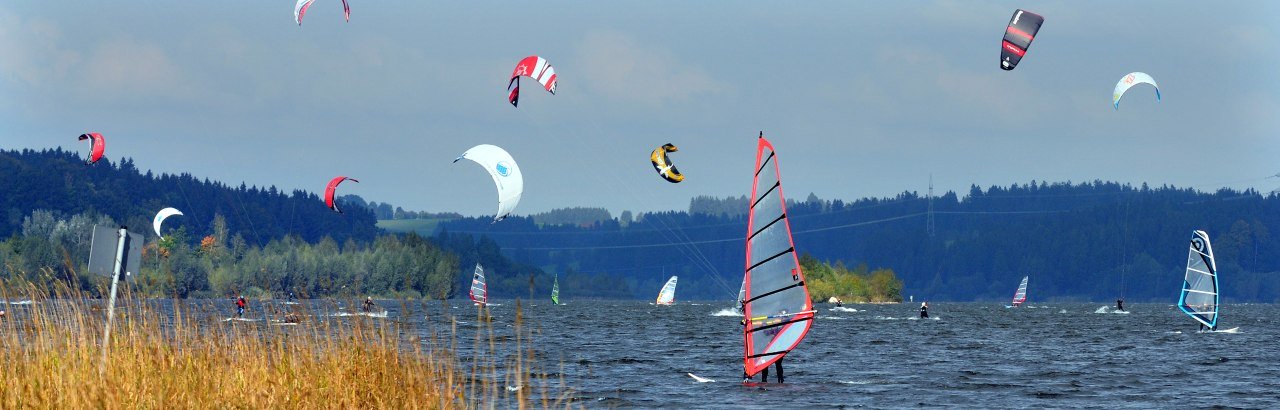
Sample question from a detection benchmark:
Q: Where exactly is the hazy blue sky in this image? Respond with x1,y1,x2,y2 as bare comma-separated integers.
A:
2,1,1277,218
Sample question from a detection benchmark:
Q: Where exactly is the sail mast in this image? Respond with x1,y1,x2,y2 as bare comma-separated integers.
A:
741,132,814,377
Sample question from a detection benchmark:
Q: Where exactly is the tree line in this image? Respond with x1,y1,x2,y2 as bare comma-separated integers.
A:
434,180,1280,302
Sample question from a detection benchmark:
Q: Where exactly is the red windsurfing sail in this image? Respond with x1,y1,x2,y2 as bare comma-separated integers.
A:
324,176,359,213
1011,276,1029,307
741,132,814,377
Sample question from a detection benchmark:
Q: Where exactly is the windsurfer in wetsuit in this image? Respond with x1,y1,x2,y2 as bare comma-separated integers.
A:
1116,298,1124,311
919,302,929,318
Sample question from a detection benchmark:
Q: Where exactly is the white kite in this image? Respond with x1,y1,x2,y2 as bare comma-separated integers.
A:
153,207,183,239
454,144,523,222
1113,72,1160,110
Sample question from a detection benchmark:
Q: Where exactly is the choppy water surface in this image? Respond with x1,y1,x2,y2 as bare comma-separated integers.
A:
447,301,1279,408
8,299,1277,408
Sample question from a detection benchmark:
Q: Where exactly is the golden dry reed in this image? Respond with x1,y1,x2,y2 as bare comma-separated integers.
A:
0,279,571,409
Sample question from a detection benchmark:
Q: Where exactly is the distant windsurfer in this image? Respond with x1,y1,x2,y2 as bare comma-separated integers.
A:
362,297,376,313
919,302,929,318
1116,298,1124,311
235,295,247,318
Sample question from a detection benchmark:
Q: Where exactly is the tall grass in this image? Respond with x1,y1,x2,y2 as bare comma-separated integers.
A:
0,278,571,408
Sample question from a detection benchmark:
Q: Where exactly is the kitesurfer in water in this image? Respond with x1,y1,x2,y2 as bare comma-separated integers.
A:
1116,298,1125,311
235,295,247,318
362,297,376,313
919,302,929,318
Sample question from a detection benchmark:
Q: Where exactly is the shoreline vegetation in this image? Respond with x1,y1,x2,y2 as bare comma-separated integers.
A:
0,281,567,408
801,254,904,304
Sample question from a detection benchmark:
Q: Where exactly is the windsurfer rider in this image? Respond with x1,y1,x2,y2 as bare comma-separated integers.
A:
919,302,929,318
1116,298,1124,311
743,310,789,383
744,358,786,383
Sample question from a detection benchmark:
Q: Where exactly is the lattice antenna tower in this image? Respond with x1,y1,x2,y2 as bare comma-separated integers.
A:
927,174,936,237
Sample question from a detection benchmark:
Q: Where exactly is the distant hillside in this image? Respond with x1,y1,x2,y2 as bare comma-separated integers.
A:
0,148,539,300
0,148,379,244
436,181,1280,302
377,218,454,236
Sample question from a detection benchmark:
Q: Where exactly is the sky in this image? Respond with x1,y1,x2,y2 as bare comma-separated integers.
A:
2,1,1278,218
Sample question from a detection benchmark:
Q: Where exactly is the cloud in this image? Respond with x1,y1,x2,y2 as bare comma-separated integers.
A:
0,10,81,87
574,30,725,106
78,37,190,102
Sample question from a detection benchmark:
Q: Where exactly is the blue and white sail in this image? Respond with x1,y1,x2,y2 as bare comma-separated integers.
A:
656,276,678,305
469,263,488,306
1179,230,1219,329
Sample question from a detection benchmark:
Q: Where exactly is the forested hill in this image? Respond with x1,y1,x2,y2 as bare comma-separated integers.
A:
0,148,378,244
436,181,1280,302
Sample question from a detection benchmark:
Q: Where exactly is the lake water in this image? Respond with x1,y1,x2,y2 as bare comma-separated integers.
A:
10,299,1277,408
442,301,1279,409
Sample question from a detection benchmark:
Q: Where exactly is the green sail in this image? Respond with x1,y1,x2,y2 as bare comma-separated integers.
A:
551,273,560,305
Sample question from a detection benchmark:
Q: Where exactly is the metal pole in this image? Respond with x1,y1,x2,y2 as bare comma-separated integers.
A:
99,227,128,374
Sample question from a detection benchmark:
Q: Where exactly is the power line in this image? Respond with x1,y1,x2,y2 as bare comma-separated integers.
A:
927,174,936,238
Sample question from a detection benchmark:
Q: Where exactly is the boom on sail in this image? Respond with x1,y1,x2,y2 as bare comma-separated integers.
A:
741,133,814,378
1180,230,1219,330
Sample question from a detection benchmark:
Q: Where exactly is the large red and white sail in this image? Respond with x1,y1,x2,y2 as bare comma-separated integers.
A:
741,133,813,377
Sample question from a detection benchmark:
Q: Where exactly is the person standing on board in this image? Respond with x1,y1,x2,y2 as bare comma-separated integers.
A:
1116,298,1125,311
235,295,247,318
919,302,929,318
362,297,376,313
834,297,843,308
756,357,785,383
743,312,788,383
